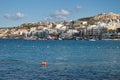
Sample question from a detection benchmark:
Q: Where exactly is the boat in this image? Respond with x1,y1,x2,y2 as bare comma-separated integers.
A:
89,39,96,41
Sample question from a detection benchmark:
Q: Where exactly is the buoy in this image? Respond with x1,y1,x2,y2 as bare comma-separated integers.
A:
47,45,49,48
32,46,35,48
97,46,100,48
3,45,6,48
41,61,47,66
17,45,20,48
117,46,119,49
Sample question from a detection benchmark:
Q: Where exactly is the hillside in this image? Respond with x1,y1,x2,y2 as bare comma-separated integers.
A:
78,12,120,25
0,12,120,40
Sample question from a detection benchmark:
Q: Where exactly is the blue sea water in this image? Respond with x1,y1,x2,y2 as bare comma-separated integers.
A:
0,39,120,80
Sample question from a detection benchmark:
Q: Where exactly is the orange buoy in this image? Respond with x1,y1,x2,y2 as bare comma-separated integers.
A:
41,61,47,66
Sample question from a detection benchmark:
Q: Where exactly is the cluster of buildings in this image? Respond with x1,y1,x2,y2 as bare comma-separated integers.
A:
6,19,119,40
86,20,120,40
0,13,120,40
12,21,80,40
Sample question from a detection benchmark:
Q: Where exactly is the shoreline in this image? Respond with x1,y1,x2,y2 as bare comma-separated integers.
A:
0,38,120,41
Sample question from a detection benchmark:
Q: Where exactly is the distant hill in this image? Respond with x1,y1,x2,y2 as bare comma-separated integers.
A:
78,12,120,25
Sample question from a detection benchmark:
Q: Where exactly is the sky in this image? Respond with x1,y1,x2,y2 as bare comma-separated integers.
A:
0,0,120,27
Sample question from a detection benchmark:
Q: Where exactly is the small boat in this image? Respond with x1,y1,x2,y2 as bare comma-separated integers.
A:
89,39,96,41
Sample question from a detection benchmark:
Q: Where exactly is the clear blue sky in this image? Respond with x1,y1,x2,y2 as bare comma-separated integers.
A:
0,0,120,27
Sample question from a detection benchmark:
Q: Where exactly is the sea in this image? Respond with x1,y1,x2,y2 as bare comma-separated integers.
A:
0,39,120,80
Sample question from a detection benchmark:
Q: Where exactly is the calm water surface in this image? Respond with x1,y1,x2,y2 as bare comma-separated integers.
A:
0,39,120,80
